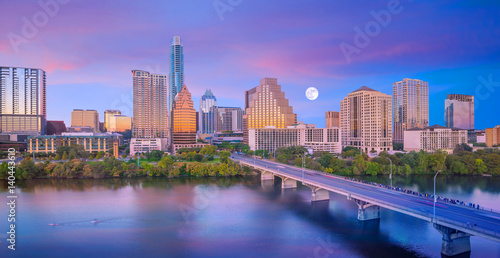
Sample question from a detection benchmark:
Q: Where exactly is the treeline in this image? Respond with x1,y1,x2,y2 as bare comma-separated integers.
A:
273,145,500,176
0,150,244,180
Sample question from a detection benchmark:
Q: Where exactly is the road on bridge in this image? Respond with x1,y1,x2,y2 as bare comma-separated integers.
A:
231,154,500,243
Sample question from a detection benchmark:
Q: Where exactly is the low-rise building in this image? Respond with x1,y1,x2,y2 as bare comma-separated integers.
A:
248,123,341,154
130,138,169,156
27,132,123,154
403,125,468,153
210,132,244,145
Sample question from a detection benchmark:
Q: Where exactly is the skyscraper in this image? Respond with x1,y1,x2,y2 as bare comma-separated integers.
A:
393,78,429,144
216,107,244,132
243,77,297,143
171,85,196,144
325,111,340,128
108,115,132,133
71,109,99,132
104,110,121,132
169,36,184,113
198,89,217,134
0,67,46,135
445,94,474,129
132,70,168,138
341,86,392,153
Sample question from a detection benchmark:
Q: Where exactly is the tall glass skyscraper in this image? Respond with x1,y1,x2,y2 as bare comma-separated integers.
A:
393,78,429,144
172,85,196,144
169,36,184,113
0,66,46,135
445,94,474,129
198,89,217,134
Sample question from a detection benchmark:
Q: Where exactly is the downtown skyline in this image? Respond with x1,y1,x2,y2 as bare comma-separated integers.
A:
0,0,499,129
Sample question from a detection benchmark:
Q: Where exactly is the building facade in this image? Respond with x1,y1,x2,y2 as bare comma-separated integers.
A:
325,111,340,128
216,106,244,132
27,132,123,154
108,115,132,133
243,77,297,143
104,110,121,132
404,125,468,153
393,78,429,144
132,70,168,138
248,125,341,154
445,94,474,130
169,36,184,113
130,138,169,156
198,89,217,134
46,121,67,135
171,85,197,145
0,67,46,135
71,109,99,132
485,125,500,147
340,86,392,153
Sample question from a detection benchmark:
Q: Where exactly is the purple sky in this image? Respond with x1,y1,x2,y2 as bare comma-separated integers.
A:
1,0,499,128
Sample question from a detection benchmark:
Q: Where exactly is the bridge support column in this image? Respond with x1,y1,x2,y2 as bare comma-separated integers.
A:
280,177,297,189
261,170,274,181
352,199,380,221
433,224,471,257
304,184,329,202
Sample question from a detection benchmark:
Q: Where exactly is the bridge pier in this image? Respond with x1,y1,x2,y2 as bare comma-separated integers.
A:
261,170,274,181
304,184,330,202
352,198,380,221
277,176,297,189
433,224,471,257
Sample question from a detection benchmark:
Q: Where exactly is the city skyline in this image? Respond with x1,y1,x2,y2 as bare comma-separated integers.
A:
1,1,498,129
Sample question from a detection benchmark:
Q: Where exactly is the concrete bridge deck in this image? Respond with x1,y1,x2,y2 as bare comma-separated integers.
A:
232,155,500,256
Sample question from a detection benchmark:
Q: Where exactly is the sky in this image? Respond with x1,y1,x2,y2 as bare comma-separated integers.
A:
1,0,499,129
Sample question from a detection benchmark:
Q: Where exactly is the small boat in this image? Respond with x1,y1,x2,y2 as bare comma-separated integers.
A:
48,223,58,226
91,219,101,223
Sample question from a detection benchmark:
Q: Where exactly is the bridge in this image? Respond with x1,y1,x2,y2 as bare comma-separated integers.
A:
231,155,500,257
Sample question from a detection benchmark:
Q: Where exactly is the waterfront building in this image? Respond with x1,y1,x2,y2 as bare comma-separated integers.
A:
248,123,341,154
27,132,123,154
404,125,468,153
71,109,99,132
169,36,184,113
445,94,474,130
198,89,217,134
325,111,340,128
132,70,168,138
216,106,244,132
393,78,429,144
340,86,392,153
171,85,197,145
243,77,297,143
104,110,121,132
485,125,500,147
0,66,46,135
130,138,169,156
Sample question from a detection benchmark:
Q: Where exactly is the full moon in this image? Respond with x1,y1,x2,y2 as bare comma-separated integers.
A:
305,87,319,100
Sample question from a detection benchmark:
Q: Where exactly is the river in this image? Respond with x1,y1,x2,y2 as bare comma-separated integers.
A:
1,175,499,257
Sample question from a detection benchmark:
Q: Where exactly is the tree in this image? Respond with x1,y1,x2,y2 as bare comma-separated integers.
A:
366,162,380,176
194,153,204,162
353,154,367,174
158,156,174,168
450,161,467,175
95,152,102,160
475,159,488,175
62,151,68,160
318,153,334,168
54,153,61,161
219,151,231,163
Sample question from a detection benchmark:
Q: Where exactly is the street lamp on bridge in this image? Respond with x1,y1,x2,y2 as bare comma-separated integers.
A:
433,170,441,223
386,157,393,189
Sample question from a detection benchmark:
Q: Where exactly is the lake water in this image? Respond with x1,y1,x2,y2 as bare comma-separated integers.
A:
1,175,499,258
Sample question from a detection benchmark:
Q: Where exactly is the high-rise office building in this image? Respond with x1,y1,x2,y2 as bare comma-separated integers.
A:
169,36,184,113
0,67,46,135
485,125,500,147
171,85,196,144
325,111,340,128
104,110,121,132
108,115,132,133
393,78,429,144
340,86,392,153
243,77,297,143
445,94,474,130
216,107,244,132
71,109,99,132
198,89,217,134
132,70,168,138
